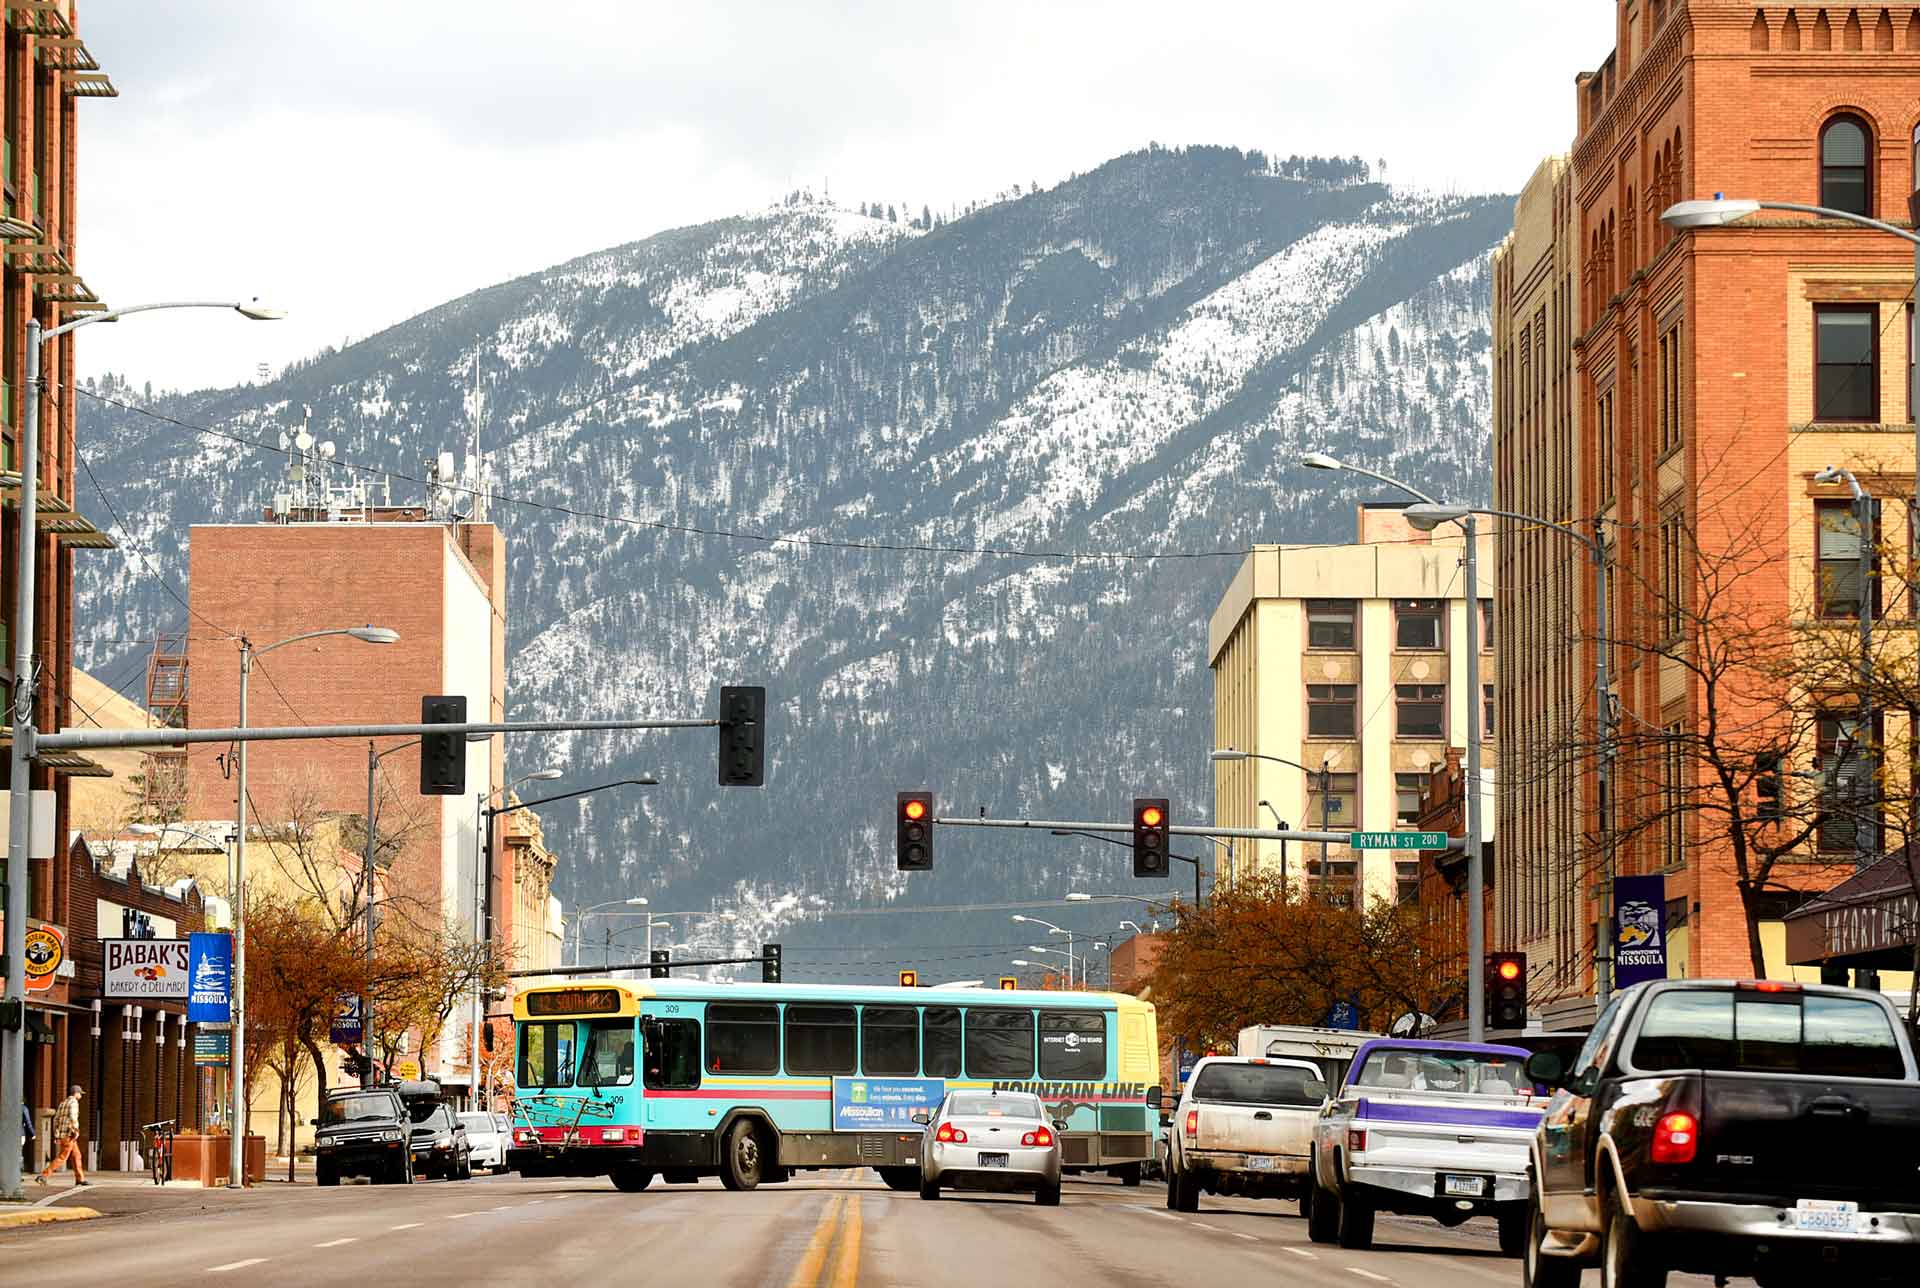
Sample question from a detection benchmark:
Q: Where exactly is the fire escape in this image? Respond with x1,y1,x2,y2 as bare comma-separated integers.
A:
141,631,189,816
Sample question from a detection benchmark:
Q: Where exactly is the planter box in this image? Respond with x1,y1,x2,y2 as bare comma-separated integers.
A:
173,1133,267,1186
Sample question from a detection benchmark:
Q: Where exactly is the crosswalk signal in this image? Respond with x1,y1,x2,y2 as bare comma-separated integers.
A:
419,695,467,795
650,949,671,979
1487,952,1528,1029
718,685,767,787
1132,797,1171,878
761,943,782,983
896,791,934,871
899,969,919,988
999,976,1018,991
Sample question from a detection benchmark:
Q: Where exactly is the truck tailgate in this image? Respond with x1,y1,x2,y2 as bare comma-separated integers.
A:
1689,1072,1920,1205
1354,1093,1541,1175
1193,1104,1314,1158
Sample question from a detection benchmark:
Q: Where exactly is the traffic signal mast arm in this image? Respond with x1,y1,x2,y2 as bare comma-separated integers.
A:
33,716,721,753
925,813,1458,846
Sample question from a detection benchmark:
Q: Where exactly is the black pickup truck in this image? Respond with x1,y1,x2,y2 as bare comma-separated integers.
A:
1521,979,1920,1288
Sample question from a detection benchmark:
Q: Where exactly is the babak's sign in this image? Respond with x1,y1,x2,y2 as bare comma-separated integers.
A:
103,937,190,998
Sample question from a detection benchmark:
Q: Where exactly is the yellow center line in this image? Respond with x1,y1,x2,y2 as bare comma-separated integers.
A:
828,1195,862,1288
786,1194,845,1288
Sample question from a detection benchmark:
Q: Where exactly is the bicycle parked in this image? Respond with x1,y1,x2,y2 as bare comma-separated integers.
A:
141,1119,176,1186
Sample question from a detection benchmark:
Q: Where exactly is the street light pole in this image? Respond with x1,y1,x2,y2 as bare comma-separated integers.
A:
3,298,283,1201
1300,454,1489,1040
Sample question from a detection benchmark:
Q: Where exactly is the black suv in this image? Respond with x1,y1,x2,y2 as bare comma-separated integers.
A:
313,1086,413,1185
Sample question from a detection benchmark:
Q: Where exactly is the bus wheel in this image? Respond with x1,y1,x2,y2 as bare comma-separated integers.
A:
611,1164,654,1193
876,1167,919,1192
1115,1163,1143,1187
720,1120,765,1191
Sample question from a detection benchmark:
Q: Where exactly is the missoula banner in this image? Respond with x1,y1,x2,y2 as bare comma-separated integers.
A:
187,931,233,1023
1613,874,1670,988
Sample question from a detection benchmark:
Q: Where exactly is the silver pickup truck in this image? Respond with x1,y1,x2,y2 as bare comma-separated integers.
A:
1308,1038,1544,1255
1165,1056,1329,1212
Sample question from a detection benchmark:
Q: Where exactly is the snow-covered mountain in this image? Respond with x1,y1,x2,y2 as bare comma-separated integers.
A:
76,145,1505,980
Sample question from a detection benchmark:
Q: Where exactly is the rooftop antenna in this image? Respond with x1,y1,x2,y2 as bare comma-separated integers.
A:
460,341,494,524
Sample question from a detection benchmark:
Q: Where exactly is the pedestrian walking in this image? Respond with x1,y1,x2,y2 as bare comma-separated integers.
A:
16,1102,32,1174
34,1084,86,1187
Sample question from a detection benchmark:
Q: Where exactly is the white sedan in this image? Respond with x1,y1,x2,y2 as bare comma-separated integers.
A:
459,1112,509,1174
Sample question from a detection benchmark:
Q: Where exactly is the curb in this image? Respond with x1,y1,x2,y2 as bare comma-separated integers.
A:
0,1205,101,1229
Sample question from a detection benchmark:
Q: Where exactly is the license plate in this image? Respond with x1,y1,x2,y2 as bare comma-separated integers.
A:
1244,1155,1276,1171
978,1153,1009,1168
1442,1174,1488,1197
1792,1200,1859,1233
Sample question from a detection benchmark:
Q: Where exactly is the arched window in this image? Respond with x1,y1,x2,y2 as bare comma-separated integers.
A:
1821,114,1872,215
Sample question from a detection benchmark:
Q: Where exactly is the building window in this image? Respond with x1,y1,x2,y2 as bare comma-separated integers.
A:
1816,500,1876,618
1396,684,1446,739
1395,599,1443,650
1659,512,1685,641
1395,860,1420,906
1817,714,1872,853
1483,684,1496,737
1306,599,1357,650
1819,114,1872,217
1395,772,1425,824
1662,722,1686,870
1597,388,1616,502
1657,323,1683,456
1306,684,1358,738
1814,304,1878,422
1479,599,1494,650
1308,772,1358,830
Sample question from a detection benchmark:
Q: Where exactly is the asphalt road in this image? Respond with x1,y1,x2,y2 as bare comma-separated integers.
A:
0,1170,1734,1287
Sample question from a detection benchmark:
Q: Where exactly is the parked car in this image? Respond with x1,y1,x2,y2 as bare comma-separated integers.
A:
459,1111,508,1174
1165,1055,1327,1212
1309,1038,1543,1255
914,1089,1062,1205
1522,979,1920,1288
408,1100,473,1180
313,1085,413,1185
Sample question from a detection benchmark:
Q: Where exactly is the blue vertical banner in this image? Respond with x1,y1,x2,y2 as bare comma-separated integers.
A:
187,931,233,1023
1612,874,1669,988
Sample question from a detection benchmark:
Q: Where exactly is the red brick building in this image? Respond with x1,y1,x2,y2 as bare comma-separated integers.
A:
1,2,117,1136
1505,1,1920,988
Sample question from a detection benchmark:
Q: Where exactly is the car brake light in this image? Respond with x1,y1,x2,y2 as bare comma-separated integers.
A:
1741,981,1800,993
1184,1110,1198,1137
935,1123,968,1144
1022,1127,1053,1147
1347,1127,1367,1153
1652,1112,1697,1164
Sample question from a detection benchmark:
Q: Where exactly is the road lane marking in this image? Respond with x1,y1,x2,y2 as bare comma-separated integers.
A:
1231,1232,1259,1242
1347,1270,1393,1283
829,1196,862,1288
207,1260,267,1273
390,1223,423,1230
1283,1247,1318,1259
313,1238,357,1248
785,1194,846,1288
1188,1222,1221,1231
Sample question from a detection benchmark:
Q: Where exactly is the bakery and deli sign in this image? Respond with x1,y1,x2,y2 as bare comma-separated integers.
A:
104,938,191,999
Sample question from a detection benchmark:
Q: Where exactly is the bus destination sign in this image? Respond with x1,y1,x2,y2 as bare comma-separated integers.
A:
526,987,622,1016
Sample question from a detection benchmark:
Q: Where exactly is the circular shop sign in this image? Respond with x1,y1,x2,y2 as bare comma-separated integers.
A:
23,926,63,978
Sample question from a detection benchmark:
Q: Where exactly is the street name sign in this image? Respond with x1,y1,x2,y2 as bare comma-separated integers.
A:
1349,831,1447,850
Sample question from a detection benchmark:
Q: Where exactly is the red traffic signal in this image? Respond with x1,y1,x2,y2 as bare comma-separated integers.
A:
1487,952,1527,1029
896,792,934,871
999,976,1018,991
1132,797,1171,878
1497,959,1521,982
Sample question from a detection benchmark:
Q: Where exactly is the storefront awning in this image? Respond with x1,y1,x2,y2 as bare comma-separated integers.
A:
1784,852,1920,971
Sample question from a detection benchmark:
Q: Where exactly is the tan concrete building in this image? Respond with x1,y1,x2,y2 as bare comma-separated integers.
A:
1210,506,1496,906
1490,155,1589,1004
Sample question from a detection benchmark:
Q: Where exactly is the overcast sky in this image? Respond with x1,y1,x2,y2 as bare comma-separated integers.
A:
75,1,1616,393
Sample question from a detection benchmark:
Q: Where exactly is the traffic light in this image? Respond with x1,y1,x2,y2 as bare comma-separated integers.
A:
718,685,766,787
1132,797,1171,878
1487,952,1528,1029
1756,751,1783,821
419,695,467,795
899,969,919,988
650,949,670,979
999,976,1018,991
896,791,934,871
761,943,782,983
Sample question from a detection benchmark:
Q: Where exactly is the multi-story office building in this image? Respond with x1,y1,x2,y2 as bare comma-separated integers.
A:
1491,156,1588,1005
1502,1,1920,988
1210,506,1496,907
1,0,116,1135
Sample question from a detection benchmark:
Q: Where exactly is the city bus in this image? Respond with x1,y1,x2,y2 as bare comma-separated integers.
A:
507,978,1162,1191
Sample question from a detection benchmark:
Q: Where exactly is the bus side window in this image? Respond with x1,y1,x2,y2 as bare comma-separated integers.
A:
923,1007,962,1078
644,1018,702,1090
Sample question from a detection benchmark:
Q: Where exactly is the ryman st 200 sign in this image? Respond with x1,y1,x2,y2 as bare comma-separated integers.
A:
103,937,190,999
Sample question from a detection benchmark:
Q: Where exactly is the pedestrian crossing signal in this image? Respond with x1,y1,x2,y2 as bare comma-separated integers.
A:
899,970,919,988
999,976,1018,991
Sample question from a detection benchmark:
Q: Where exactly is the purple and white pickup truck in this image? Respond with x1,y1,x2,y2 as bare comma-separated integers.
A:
1307,1038,1545,1256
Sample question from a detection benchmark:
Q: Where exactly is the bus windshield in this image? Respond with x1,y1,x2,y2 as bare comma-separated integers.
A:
519,1021,578,1089
577,1020,636,1087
